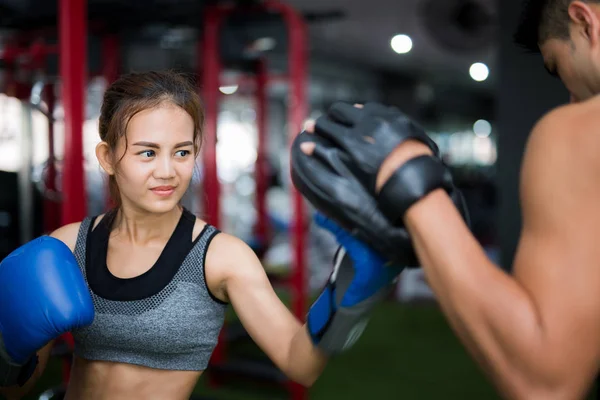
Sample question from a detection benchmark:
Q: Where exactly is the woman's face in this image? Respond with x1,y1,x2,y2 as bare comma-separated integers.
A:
111,103,196,215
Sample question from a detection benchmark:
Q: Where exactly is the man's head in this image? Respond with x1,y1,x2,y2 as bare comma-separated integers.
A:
515,0,600,102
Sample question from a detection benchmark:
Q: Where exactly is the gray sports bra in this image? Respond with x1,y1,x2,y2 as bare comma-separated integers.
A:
70,209,227,371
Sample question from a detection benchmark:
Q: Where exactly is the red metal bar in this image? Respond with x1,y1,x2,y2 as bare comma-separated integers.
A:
101,34,120,210
254,59,269,251
0,41,36,100
43,83,60,233
0,22,107,47
0,40,57,100
29,41,58,70
59,0,88,225
101,35,120,84
201,6,225,370
201,7,223,229
0,42,58,64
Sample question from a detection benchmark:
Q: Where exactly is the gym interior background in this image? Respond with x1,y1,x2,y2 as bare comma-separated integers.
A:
0,0,575,399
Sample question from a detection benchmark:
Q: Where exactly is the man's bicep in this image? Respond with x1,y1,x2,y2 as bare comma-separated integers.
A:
512,210,600,396
512,113,600,391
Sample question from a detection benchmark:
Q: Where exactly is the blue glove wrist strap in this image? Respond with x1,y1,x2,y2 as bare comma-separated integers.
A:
307,284,336,344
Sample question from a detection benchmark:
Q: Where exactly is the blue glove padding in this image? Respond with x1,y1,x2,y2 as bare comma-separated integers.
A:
316,213,401,305
307,213,404,354
0,236,95,387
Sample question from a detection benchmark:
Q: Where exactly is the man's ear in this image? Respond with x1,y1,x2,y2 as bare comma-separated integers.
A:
568,1,600,47
96,141,115,175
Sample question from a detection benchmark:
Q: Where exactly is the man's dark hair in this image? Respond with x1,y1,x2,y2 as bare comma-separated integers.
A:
513,0,598,52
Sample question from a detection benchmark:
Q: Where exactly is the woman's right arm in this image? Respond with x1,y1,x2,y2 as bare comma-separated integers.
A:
0,222,81,400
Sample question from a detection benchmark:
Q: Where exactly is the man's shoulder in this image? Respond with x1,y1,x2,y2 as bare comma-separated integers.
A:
520,98,600,203
528,99,600,164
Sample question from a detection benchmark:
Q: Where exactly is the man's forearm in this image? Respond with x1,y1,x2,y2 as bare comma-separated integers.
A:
284,324,328,387
404,189,551,398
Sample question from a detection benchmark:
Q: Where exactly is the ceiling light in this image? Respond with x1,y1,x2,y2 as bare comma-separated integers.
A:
469,62,489,82
391,34,413,54
473,119,492,137
219,85,238,95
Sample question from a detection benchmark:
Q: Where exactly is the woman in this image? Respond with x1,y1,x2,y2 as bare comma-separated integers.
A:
0,70,399,400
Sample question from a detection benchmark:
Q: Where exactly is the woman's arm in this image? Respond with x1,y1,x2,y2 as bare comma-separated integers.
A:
1,222,81,399
0,341,55,400
206,233,327,387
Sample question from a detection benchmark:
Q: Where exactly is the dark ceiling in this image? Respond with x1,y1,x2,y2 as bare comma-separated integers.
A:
0,0,499,94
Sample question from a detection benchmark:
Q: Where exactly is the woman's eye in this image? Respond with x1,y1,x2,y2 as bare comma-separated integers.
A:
176,150,191,157
139,150,155,158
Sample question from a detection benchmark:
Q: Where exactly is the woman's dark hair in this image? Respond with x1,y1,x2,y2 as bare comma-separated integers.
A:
98,70,204,207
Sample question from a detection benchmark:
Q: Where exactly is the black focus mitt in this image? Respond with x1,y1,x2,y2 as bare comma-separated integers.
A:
290,130,420,266
290,102,470,265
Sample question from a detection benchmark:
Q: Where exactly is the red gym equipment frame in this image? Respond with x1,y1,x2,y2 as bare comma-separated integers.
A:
200,2,309,399
59,0,88,226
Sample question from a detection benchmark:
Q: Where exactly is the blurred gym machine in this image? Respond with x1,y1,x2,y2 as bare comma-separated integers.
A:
0,29,119,237
0,40,54,258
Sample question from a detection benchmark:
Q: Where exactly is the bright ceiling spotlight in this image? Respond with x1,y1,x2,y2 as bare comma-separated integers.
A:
391,34,413,54
469,62,489,82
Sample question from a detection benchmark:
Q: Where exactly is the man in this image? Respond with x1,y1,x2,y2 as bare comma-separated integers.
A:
297,0,600,398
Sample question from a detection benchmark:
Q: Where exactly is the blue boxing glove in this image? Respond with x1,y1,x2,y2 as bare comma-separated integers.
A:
0,236,95,387
307,213,404,355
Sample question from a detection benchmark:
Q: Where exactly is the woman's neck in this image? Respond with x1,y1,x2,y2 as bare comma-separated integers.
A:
111,204,183,245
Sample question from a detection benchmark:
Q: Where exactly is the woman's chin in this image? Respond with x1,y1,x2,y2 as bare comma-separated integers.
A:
123,195,182,215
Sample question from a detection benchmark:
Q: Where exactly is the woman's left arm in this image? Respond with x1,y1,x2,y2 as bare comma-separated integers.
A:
209,233,327,387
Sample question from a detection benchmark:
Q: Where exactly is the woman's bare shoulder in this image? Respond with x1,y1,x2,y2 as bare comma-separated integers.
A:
49,213,106,252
